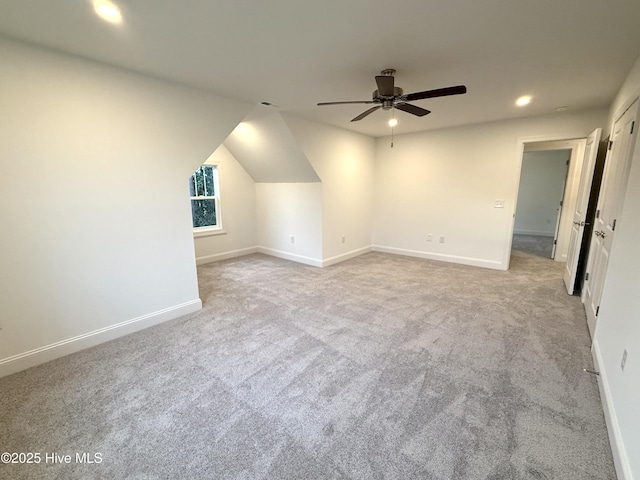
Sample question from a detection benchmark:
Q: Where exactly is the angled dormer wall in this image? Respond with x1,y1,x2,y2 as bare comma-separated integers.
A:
282,114,375,265
224,108,320,183
225,107,324,265
194,107,376,267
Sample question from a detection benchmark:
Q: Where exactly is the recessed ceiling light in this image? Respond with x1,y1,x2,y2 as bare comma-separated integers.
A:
93,0,122,24
516,95,532,107
388,118,398,127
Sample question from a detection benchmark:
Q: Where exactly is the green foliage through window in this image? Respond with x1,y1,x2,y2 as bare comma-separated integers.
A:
191,199,216,228
189,165,219,229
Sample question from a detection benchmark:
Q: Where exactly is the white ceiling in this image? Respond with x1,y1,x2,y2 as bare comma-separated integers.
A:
1,0,639,137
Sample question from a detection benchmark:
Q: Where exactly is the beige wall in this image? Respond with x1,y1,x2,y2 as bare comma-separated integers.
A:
283,114,376,264
372,108,607,269
255,183,323,265
0,38,252,375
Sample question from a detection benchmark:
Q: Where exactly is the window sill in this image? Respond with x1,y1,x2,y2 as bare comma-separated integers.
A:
193,228,226,238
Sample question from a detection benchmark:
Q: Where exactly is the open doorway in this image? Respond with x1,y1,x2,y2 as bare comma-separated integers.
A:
511,139,586,261
513,148,570,258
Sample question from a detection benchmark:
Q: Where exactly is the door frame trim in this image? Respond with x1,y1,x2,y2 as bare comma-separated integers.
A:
506,135,586,269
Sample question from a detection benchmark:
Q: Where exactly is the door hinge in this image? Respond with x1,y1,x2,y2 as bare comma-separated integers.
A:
608,140,613,150
585,272,590,281
596,306,600,316
566,159,570,166
612,219,617,231
560,200,563,207
553,239,557,245
631,121,635,135
596,209,600,218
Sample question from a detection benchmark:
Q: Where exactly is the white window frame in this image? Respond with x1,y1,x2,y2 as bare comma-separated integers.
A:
189,164,224,237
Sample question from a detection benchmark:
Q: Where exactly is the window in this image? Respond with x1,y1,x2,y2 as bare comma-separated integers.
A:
189,165,221,232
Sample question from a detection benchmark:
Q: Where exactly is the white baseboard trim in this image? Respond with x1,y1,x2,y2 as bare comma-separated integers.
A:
513,229,555,237
196,246,258,265
322,246,372,267
372,245,504,270
0,299,202,379
257,246,323,267
592,340,632,480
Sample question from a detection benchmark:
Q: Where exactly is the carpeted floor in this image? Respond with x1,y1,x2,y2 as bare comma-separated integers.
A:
0,251,615,479
512,234,555,258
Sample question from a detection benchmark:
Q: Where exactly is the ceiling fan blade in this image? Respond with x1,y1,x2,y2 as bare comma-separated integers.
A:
395,102,431,117
317,100,376,106
402,85,467,102
375,75,395,97
351,105,382,122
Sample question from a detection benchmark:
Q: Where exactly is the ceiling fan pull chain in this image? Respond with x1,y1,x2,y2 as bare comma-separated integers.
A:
391,107,395,148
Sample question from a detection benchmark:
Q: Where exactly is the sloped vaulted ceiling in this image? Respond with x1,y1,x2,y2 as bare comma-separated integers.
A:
224,106,320,183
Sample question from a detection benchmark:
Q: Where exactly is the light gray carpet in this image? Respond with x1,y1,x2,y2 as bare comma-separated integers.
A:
512,234,555,258
0,251,615,480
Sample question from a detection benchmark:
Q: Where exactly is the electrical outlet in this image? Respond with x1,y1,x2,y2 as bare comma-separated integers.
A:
439,236,445,244
341,236,346,244
621,349,628,371
290,236,295,244
427,234,432,242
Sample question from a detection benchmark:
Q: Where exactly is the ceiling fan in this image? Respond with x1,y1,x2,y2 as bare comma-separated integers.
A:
317,69,467,122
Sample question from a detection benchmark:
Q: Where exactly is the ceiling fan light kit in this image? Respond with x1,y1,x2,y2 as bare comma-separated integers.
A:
318,68,467,123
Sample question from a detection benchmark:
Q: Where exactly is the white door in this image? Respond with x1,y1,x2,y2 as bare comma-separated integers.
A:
563,128,602,294
582,101,638,338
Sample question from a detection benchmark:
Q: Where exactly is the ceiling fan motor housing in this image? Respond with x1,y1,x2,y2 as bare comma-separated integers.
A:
373,87,404,109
